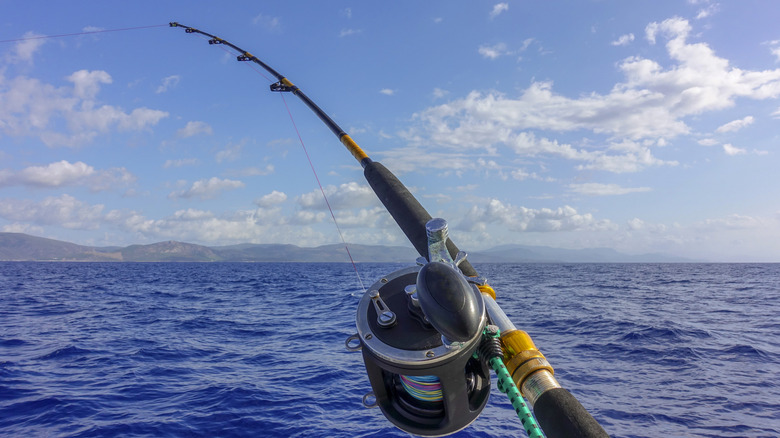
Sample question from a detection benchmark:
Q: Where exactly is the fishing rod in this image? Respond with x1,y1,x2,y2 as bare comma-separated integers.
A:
171,22,608,438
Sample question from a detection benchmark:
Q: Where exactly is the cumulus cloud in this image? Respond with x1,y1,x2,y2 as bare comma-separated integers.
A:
176,121,213,138
490,3,509,19
457,199,616,233
0,194,105,229
67,70,112,99
0,70,168,147
405,17,780,173
297,182,379,210
569,182,652,196
7,32,46,64
2,222,44,235
0,160,135,191
255,190,287,208
170,177,245,200
611,33,635,46
715,116,754,133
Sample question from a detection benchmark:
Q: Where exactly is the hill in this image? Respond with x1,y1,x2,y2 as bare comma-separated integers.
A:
0,232,689,263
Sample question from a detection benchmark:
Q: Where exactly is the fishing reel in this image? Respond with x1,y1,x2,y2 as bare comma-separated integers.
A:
346,219,492,436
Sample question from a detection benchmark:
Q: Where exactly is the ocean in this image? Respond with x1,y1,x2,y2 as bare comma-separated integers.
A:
1,262,778,437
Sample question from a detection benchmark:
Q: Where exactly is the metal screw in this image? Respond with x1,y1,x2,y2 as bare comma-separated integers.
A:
365,333,373,340
379,311,395,324
426,350,435,358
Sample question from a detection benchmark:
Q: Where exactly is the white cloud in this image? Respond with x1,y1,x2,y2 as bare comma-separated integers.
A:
2,222,44,235
406,17,780,173
0,71,168,147
695,3,719,19
163,158,199,168
215,141,244,163
696,213,763,230
170,177,245,200
255,190,287,207
156,75,180,94
340,29,362,37
478,43,509,60
379,88,395,96
457,199,616,233
7,32,46,64
490,3,509,19
0,160,135,191
252,14,281,32
176,121,213,138
67,70,112,99
569,182,652,196
611,33,635,46
226,164,275,177
770,43,780,63
722,143,746,155
342,8,352,19
698,138,718,146
0,194,105,229
432,88,449,99
298,182,378,210
715,116,754,133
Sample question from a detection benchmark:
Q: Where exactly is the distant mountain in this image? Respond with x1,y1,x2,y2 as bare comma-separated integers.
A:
0,233,121,261
0,232,690,263
468,244,692,263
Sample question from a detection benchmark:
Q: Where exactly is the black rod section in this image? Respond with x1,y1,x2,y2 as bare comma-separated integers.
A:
364,161,478,277
534,388,609,438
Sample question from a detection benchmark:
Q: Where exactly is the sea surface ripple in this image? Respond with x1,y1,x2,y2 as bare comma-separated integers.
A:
1,262,778,437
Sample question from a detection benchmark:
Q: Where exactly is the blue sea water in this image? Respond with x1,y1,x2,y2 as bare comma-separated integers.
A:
1,262,778,437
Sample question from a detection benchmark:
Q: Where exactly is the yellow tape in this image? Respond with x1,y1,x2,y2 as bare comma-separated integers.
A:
477,284,496,300
340,135,369,162
500,329,553,389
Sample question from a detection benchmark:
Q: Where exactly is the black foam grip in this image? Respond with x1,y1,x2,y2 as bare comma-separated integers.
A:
363,161,477,277
533,388,609,438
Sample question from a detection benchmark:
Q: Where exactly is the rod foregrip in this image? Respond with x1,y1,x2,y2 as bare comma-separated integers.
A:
363,161,478,277
533,388,609,438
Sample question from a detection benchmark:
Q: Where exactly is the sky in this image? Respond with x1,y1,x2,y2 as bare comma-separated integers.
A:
2,1,780,262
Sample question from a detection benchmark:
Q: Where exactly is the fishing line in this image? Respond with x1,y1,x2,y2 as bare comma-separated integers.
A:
169,23,367,292
203,31,367,293
0,24,168,44
278,92,366,293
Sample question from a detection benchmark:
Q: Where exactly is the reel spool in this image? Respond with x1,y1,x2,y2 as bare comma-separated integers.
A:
348,261,490,436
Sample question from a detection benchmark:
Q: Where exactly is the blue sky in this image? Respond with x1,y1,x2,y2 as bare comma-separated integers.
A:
2,1,780,261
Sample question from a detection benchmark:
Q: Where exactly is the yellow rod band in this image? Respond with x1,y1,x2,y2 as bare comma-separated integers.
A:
340,134,369,162
477,284,496,300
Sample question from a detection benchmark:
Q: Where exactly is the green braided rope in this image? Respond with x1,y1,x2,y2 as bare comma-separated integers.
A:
490,357,545,438
490,356,545,437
